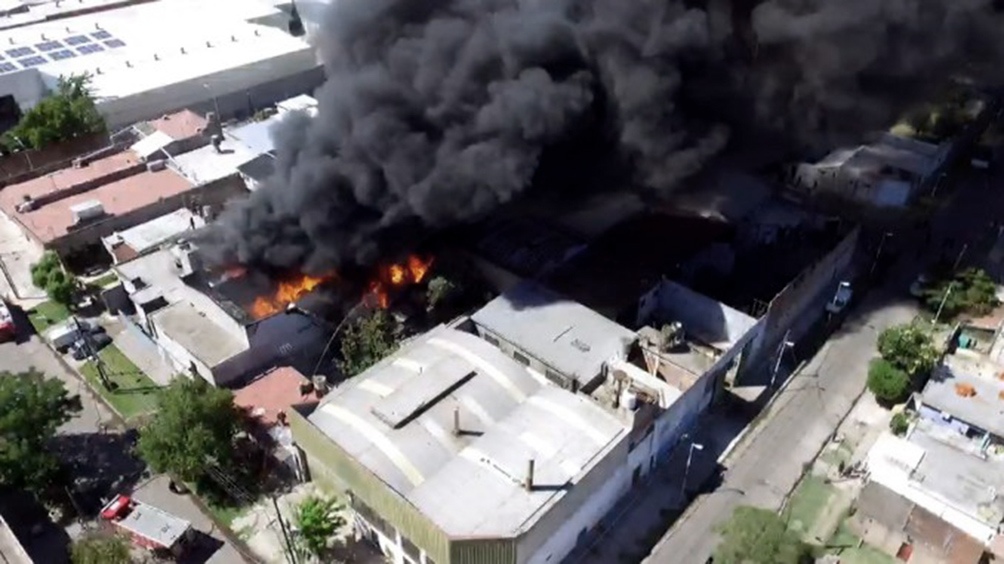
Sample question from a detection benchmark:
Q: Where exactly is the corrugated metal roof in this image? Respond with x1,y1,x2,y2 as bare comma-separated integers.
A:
470,281,636,386
307,325,628,539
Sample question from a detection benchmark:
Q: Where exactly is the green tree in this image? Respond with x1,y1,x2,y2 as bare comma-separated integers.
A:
136,377,241,483
70,532,131,564
3,74,105,151
714,506,809,564
426,276,456,310
338,310,399,377
877,324,938,377
867,359,912,403
30,251,77,305
890,412,911,436
924,268,999,320
0,369,81,495
294,496,345,558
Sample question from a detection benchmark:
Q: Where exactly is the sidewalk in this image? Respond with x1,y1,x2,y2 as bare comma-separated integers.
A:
0,210,45,305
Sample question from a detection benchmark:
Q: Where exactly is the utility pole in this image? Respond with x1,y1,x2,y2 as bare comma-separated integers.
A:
272,495,299,564
73,316,110,389
680,439,704,500
934,282,956,325
953,243,969,271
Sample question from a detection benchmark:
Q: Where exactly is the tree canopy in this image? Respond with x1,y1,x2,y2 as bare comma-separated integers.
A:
877,324,938,377
924,268,999,320
294,495,345,558
136,377,241,482
867,358,912,403
338,310,399,377
0,369,80,496
70,532,131,564
30,251,77,305
714,506,810,564
3,74,105,151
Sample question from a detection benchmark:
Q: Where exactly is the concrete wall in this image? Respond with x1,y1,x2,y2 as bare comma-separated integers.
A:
150,317,216,383
0,67,46,112
98,50,322,129
637,280,760,348
755,226,859,366
521,435,631,564
917,404,972,436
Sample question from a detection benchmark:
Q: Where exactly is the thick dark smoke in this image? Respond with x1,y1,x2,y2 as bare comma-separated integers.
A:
204,0,1004,274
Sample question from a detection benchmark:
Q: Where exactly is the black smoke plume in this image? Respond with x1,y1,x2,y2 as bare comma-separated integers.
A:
204,0,1004,274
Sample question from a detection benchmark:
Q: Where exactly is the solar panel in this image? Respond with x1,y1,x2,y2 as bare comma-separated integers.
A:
103,39,126,49
36,41,62,52
18,56,47,68
77,44,104,55
65,35,91,46
49,50,76,61
0,62,16,74
91,30,112,40
6,47,34,58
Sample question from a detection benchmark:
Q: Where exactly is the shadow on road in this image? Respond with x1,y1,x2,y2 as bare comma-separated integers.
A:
0,491,71,564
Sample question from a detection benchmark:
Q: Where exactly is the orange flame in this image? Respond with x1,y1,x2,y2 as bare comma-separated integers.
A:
251,273,330,319
365,255,435,309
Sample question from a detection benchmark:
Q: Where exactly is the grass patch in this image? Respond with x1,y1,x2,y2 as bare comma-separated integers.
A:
79,344,160,420
205,499,245,529
783,474,835,535
27,300,71,333
825,521,897,564
88,272,119,289
819,443,854,468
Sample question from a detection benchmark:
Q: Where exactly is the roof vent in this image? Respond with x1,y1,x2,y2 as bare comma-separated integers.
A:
180,47,186,54
125,60,132,68
206,41,212,48
95,67,101,75
231,35,237,42
16,197,36,213
69,200,105,224
40,33,47,41
146,160,166,172
153,53,159,61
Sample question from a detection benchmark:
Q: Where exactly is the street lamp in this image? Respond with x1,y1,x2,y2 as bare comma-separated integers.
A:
203,83,222,120
934,281,956,325
770,332,795,388
681,439,705,500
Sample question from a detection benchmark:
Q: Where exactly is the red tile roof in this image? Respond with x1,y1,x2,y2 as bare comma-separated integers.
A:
148,110,208,141
233,366,318,428
0,152,194,244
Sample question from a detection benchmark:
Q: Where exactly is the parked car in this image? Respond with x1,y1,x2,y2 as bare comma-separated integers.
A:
70,333,112,361
826,281,854,314
0,301,14,343
47,319,105,352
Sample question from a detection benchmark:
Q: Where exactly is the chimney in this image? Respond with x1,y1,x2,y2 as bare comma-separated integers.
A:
524,459,535,491
452,407,460,436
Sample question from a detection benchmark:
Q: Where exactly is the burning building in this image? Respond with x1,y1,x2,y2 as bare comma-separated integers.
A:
109,242,330,387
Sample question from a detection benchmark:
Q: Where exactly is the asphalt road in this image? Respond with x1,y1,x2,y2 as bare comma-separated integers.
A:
647,163,1004,563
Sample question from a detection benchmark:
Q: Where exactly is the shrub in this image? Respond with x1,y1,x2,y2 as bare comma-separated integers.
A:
867,359,912,403
890,412,911,436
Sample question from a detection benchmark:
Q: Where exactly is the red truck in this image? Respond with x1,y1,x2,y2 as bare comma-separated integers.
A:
100,495,194,556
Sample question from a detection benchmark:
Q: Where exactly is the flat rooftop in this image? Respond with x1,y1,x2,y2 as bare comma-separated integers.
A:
171,139,258,185
471,281,637,388
308,325,627,539
234,366,316,428
0,151,194,243
921,361,1004,439
103,208,204,259
1,0,313,102
151,301,247,367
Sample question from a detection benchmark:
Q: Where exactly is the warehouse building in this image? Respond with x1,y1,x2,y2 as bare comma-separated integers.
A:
0,0,322,130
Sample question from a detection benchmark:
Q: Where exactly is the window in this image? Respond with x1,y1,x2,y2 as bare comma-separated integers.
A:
352,500,393,540
513,351,530,366
544,369,565,387
483,333,499,346
401,535,420,562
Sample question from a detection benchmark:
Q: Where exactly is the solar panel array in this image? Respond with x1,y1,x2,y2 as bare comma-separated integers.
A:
0,31,126,76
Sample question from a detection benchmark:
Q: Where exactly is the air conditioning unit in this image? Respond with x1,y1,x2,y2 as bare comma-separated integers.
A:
69,200,105,224
146,159,167,172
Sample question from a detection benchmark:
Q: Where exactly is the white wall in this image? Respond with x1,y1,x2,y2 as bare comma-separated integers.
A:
151,320,215,383
0,67,47,111
97,49,319,129
213,310,325,384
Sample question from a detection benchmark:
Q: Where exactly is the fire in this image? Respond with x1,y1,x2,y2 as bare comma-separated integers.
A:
366,255,434,309
251,273,330,319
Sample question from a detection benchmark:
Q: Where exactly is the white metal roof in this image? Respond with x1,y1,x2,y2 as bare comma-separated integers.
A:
471,282,637,386
170,141,257,185
1,0,313,101
308,325,628,538
103,208,203,256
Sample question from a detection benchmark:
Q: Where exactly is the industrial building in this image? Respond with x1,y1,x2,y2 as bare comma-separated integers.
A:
290,276,764,564
109,242,326,386
0,0,323,130
0,110,245,261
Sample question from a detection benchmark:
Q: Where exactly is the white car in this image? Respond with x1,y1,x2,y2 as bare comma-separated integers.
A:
826,281,853,314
